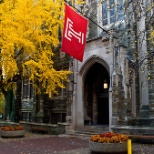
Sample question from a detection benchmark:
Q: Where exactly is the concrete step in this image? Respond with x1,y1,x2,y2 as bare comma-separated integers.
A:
67,132,93,139
66,125,109,138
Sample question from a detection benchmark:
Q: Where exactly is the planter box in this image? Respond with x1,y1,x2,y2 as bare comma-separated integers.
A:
1,130,25,138
89,141,127,153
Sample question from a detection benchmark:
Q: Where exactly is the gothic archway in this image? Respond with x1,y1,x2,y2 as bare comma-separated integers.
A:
84,63,109,125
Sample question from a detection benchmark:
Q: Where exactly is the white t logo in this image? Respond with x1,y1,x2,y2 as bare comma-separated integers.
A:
64,18,84,44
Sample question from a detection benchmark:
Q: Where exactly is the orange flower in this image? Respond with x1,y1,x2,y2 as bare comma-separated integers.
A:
1,125,24,131
90,132,128,143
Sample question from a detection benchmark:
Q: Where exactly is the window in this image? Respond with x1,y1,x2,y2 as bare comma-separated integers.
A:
117,0,124,21
110,0,116,24
103,1,108,25
102,0,124,26
22,80,33,99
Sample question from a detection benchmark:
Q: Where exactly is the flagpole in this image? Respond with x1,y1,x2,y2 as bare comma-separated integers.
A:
64,0,108,34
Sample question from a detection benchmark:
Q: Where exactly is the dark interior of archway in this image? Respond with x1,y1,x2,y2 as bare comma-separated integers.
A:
84,63,109,125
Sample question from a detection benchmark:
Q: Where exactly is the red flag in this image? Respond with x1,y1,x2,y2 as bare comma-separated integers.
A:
61,4,88,62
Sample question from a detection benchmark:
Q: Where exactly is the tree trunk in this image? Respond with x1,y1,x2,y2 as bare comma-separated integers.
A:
1,89,7,120
1,89,13,121
14,80,22,122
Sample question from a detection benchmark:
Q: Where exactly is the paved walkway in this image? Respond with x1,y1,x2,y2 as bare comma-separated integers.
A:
0,132,154,154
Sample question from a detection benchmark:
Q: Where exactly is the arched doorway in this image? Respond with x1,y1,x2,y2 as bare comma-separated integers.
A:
84,63,109,125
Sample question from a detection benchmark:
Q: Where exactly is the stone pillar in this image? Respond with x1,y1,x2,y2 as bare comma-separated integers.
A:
66,58,74,133
36,95,44,123
72,59,77,130
32,101,36,122
76,73,84,129
109,88,112,131
109,64,113,131
31,84,36,122
66,80,73,133
131,72,136,118
138,1,149,107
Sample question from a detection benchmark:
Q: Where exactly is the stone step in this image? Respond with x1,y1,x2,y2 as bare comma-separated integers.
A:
73,130,107,135
149,89,154,92
66,132,92,139
146,101,154,110
149,112,154,118
66,125,109,138
79,125,109,133
131,118,151,126
112,125,154,136
149,100,154,107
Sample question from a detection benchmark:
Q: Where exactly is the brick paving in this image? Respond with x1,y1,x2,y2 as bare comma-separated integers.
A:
0,132,154,154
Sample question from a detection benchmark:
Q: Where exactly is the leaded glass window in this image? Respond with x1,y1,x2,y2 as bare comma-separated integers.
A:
103,1,108,25
117,0,124,21
110,0,116,23
102,0,124,26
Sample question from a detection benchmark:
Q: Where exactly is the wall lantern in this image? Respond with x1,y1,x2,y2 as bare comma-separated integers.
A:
104,79,108,89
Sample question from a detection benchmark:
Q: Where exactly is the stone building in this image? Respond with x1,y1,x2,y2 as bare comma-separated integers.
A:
65,0,154,135
18,0,154,135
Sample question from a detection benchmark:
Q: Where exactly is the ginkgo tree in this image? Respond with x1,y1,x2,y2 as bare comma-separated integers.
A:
0,0,72,98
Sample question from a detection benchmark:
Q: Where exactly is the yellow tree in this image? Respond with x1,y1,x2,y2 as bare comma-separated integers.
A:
0,0,86,122
0,0,72,98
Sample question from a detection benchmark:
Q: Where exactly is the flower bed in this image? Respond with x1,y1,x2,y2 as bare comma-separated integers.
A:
0,125,25,138
89,132,128,153
1,125,24,131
